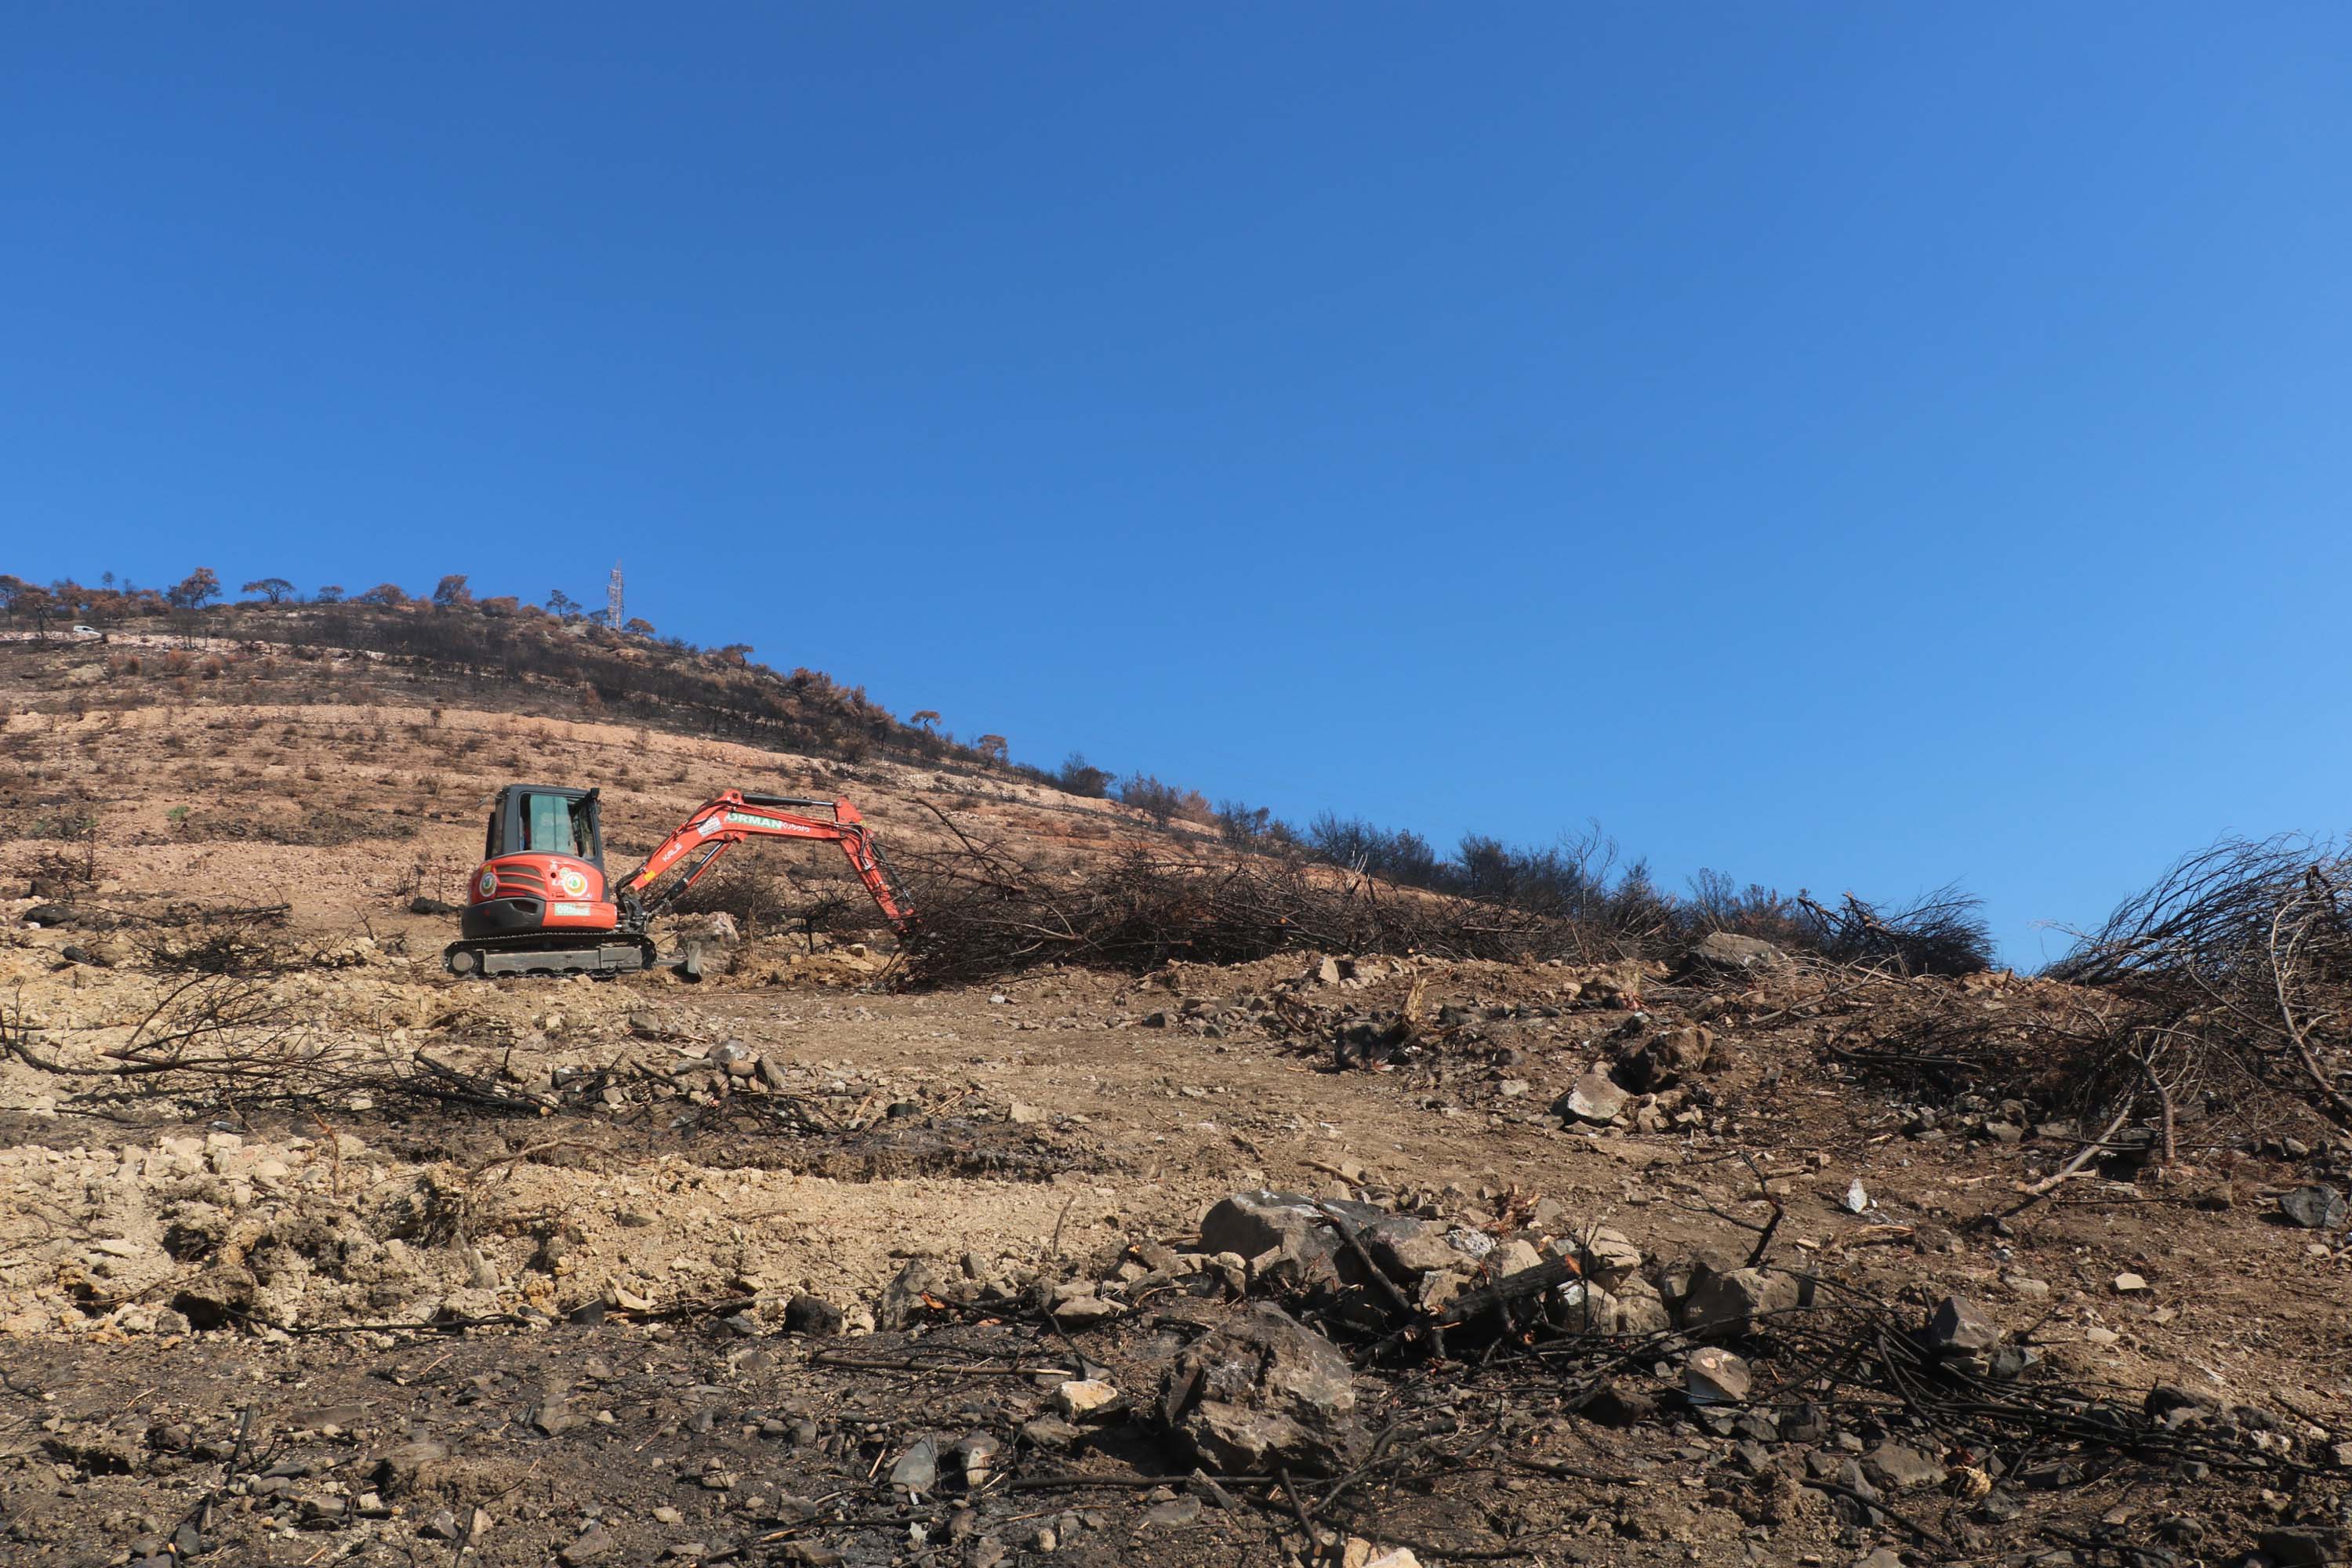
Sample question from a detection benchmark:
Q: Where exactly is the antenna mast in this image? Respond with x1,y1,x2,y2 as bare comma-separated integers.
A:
606,563,625,630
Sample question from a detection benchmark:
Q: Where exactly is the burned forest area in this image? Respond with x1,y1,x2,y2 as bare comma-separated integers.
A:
1,627,2349,1568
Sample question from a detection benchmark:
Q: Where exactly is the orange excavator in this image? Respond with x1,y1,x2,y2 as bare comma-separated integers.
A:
443,783,916,978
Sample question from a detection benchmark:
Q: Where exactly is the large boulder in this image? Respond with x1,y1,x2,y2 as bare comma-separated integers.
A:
1685,932,1786,975
1162,1305,1361,1476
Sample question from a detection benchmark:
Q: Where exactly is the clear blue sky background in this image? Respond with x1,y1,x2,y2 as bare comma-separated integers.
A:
5,5,2348,964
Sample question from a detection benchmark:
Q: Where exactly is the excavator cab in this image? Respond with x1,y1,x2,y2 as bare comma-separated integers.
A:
484,784,605,869
449,785,640,975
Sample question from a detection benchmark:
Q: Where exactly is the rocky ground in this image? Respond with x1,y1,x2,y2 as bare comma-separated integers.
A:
2,675,2350,1567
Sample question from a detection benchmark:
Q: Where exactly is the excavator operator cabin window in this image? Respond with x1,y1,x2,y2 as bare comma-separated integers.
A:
521,793,589,858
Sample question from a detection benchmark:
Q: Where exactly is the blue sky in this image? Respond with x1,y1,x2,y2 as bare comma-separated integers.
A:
6,5,2348,964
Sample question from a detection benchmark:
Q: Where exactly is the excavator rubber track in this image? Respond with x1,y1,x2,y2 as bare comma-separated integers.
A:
443,933,657,978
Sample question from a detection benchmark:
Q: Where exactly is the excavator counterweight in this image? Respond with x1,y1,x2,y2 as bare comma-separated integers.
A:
443,784,914,978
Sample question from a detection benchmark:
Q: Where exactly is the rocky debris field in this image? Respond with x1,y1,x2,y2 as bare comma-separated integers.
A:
1,895,2348,1567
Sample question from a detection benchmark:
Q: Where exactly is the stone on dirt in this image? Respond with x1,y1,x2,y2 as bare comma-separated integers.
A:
1680,1264,1799,1334
2278,1185,2347,1231
1553,1072,1629,1125
559,1524,616,1564
1163,1305,1361,1475
877,1259,969,1330
371,1439,452,1498
1613,1025,1714,1093
783,1294,843,1336
1684,1346,1751,1403
1686,931,1786,973
1200,1189,1417,1283
2258,1527,2348,1567
1860,1441,1947,1490
888,1437,938,1496
1578,1379,1657,1427
1925,1294,2002,1353
1047,1284,1123,1326
1054,1380,1120,1421
1574,1227,1645,1287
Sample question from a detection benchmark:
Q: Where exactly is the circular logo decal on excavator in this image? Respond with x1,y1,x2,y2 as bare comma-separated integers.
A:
557,867,590,898
478,869,499,899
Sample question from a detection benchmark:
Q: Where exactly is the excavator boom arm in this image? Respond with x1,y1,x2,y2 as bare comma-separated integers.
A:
619,790,916,933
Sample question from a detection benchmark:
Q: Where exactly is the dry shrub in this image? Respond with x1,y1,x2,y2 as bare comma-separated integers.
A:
1795,886,1994,978
670,854,817,936
2052,836,2352,1132
898,832,1630,989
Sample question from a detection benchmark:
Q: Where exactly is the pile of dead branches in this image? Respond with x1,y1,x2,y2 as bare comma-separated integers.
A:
2050,835,2352,1131
1795,885,1994,977
0,972,545,1118
896,829,1617,987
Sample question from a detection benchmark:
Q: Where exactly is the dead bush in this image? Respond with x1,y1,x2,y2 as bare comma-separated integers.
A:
897,815,1630,988
2053,836,2352,1131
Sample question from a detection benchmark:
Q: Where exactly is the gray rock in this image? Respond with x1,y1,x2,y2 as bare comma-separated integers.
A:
1141,1496,1202,1527
1018,1416,1082,1452
1199,1190,1406,1284
1047,1288,1123,1327
1163,1305,1361,1475
888,1437,938,1496
2258,1528,2347,1568
2143,1385,2212,1423
558,1525,615,1565
371,1439,451,1498
1573,1227,1644,1287
530,1397,581,1436
784,1294,842,1336
1363,1218,1477,1280
1684,1346,1751,1403
1577,1380,1657,1427
1860,1442,1947,1491
1686,932,1786,974
877,1260,968,1329
1553,1072,1630,1125
710,1042,758,1078
1681,1265,1799,1334
1613,1025,1714,1093
2279,1185,2347,1230
1925,1294,2002,1353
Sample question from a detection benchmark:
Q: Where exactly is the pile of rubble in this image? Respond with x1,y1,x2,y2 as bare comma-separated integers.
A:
852,1184,2352,1563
